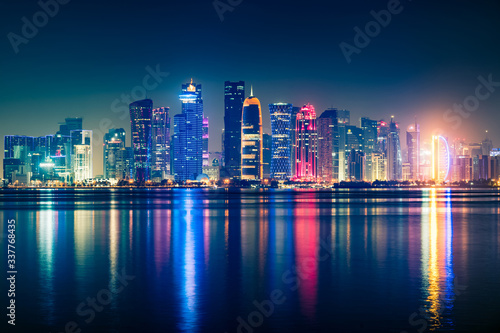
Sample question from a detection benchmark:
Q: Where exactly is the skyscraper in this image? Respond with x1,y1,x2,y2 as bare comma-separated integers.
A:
295,104,318,181
317,109,338,182
104,128,126,179
290,106,301,177
348,149,365,181
152,107,171,180
361,117,378,181
174,79,204,181
203,116,209,167
224,81,245,178
387,117,403,181
263,133,272,179
406,122,420,180
335,109,351,181
129,99,153,182
241,87,263,181
269,103,293,180
72,130,93,182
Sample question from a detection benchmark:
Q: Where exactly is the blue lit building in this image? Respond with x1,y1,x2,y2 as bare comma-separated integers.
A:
129,99,153,182
174,80,204,182
269,103,293,180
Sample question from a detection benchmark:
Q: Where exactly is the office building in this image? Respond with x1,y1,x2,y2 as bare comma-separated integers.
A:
269,103,293,180
223,81,245,178
129,99,153,182
295,104,318,181
241,87,263,180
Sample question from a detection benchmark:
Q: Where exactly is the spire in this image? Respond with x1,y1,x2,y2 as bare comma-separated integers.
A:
190,78,193,85
250,85,254,97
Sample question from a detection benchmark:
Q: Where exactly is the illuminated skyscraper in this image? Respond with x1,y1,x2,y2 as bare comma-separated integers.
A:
203,117,209,167
361,117,378,181
174,79,204,181
348,149,365,181
72,130,93,182
432,135,451,182
129,99,153,182
317,109,338,182
406,122,420,180
263,133,272,179
152,107,171,180
295,104,318,181
224,81,245,178
387,117,402,181
241,87,263,180
269,103,292,180
104,128,126,179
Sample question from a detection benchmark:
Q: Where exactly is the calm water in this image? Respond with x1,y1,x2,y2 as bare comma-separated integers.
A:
1,188,500,333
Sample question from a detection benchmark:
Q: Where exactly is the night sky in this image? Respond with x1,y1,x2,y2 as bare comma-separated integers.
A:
1,0,500,175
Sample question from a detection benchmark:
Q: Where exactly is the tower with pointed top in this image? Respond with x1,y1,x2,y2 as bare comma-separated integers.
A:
174,80,204,181
241,87,263,180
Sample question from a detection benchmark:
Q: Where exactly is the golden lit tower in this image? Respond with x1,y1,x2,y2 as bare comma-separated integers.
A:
241,86,263,180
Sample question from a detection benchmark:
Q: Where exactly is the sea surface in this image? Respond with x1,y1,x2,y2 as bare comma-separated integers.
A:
1,188,499,332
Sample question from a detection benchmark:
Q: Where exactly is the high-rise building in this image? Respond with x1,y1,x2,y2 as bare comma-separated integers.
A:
295,104,318,181
361,117,378,181
152,107,171,180
432,135,451,182
269,103,293,180
241,87,263,181
406,122,420,181
224,81,245,178
203,117,209,167
372,152,387,180
104,128,126,179
174,80,204,181
290,106,301,177
387,117,403,181
116,147,134,180
129,99,153,182
335,109,351,181
348,149,365,181
317,109,338,182
263,133,272,179
72,130,93,182
482,132,493,156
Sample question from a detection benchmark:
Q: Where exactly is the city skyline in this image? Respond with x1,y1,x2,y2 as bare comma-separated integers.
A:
2,0,500,176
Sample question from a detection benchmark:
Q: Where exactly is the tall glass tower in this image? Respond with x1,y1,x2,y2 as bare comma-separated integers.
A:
129,99,153,182
295,104,318,181
241,87,263,181
224,81,245,178
174,79,204,181
361,117,379,181
269,103,292,180
104,128,126,179
152,107,171,180
387,117,403,181
406,121,420,180
317,109,338,182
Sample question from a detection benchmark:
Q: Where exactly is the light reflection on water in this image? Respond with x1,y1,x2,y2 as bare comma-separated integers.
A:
1,188,499,332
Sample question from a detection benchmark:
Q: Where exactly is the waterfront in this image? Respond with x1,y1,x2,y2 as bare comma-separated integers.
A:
1,188,500,332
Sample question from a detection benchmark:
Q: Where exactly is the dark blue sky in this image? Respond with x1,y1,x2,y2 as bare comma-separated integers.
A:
1,0,500,175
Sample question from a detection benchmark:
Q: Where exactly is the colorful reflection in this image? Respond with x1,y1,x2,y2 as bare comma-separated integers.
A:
294,193,319,319
420,189,455,330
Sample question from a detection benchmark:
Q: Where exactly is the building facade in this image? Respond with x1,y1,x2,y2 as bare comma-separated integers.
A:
223,81,245,178
129,99,153,182
295,104,318,181
269,103,293,180
241,88,263,180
